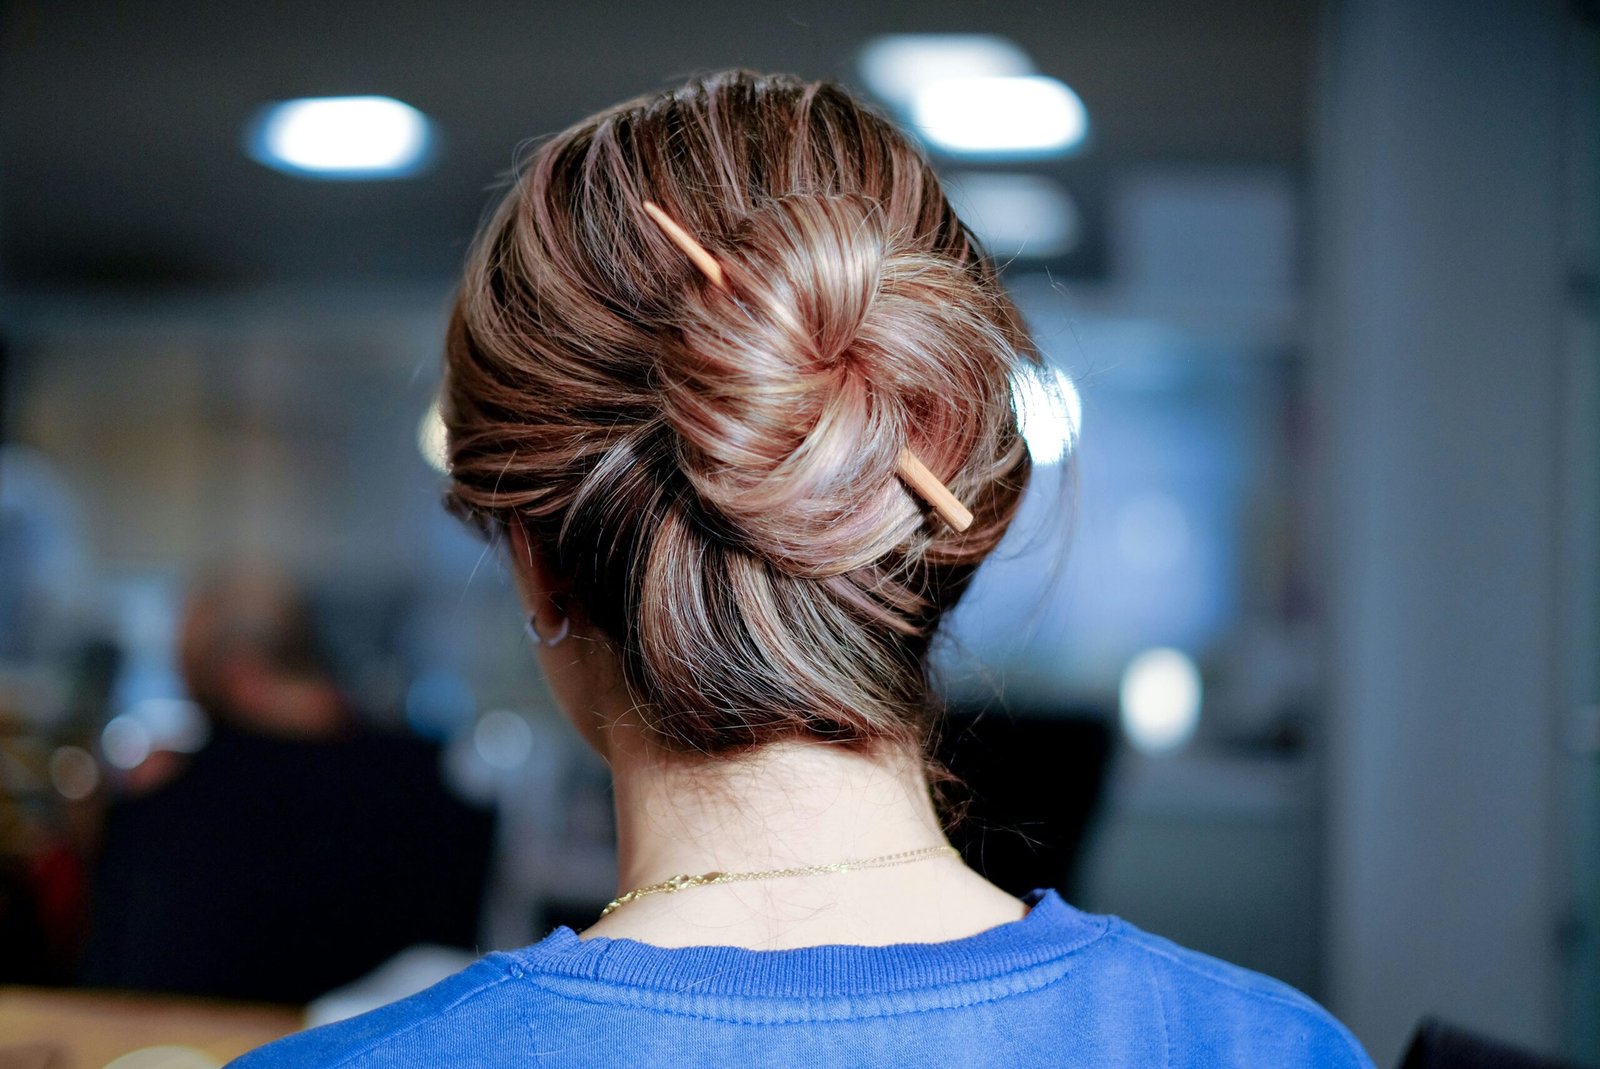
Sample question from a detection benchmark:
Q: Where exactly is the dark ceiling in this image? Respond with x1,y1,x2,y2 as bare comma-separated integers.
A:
0,0,1315,292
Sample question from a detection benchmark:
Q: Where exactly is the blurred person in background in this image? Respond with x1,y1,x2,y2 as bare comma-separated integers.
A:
84,567,493,1004
234,71,1372,1066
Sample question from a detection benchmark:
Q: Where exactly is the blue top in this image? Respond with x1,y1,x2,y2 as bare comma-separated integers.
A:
229,890,1373,1067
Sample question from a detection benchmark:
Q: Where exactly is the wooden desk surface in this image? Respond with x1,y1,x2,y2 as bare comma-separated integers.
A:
0,987,302,1069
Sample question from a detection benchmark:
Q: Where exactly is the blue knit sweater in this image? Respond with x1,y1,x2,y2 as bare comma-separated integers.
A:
229,890,1373,1067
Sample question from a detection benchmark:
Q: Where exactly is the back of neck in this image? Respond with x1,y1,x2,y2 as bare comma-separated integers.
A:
583,728,1025,948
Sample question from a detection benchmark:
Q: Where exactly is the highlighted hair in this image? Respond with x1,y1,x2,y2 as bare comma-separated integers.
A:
445,71,1036,755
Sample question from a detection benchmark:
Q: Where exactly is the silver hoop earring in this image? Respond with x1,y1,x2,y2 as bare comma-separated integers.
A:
526,612,570,648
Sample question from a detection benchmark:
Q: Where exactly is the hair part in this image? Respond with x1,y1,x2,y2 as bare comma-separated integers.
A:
445,70,1037,758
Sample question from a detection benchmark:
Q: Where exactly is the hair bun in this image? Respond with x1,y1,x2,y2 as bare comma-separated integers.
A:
446,72,1039,756
658,193,1015,578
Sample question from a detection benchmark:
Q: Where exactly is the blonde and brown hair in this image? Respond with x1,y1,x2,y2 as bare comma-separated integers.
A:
444,70,1037,757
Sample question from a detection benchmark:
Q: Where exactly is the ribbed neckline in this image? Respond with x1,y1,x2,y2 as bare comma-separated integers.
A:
505,889,1110,999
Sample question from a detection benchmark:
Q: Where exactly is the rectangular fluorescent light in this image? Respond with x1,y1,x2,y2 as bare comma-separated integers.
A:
911,76,1088,159
248,95,433,179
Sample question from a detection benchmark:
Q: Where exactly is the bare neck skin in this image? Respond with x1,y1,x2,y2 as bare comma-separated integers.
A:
508,525,1026,949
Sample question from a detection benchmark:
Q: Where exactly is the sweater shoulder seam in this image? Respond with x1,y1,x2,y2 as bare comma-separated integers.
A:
310,964,522,1068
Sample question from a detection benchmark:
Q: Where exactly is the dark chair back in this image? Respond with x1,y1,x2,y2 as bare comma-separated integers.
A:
1399,1018,1587,1069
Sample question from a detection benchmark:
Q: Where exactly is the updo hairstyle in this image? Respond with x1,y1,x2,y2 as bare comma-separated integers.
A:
444,70,1038,757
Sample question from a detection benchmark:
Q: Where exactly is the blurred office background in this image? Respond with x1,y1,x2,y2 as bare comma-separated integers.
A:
0,0,1595,1065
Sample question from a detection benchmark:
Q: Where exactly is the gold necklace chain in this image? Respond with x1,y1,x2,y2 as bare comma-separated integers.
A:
600,844,960,918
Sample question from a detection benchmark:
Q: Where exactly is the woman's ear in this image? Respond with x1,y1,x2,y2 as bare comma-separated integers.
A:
506,519,566,633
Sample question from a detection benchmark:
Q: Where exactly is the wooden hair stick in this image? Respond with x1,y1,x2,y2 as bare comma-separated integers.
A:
641,200,974,533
